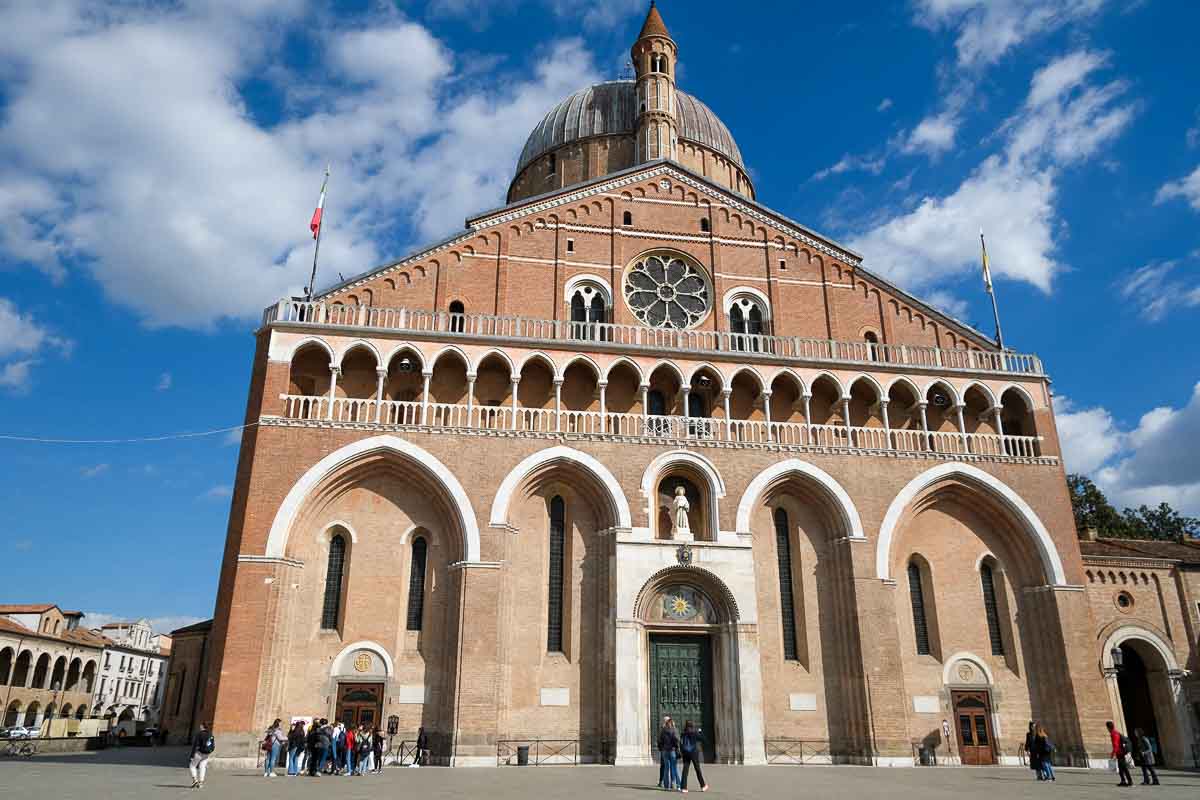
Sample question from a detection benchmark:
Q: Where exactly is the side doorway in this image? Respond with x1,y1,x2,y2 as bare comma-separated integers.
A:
951,690,996,765
335,683,383,729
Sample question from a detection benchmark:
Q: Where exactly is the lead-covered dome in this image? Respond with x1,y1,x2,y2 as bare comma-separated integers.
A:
514,80,745,176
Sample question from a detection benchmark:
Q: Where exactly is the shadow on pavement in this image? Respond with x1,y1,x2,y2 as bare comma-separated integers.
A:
25,745,192,769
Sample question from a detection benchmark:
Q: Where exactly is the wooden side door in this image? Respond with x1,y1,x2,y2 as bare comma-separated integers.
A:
335,683,382,730
952,690,996,765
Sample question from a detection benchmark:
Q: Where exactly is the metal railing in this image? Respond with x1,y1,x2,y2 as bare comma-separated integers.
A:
764,739,834,765
275,395,1050,462
496,738,580,766
263,299,1043,376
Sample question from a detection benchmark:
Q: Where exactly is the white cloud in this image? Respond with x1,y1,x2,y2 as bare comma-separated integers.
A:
812,153,887,181
1058,384,1200,517
902,111,959,156
913,0,1109,68
0,297,73,360
1155,165,1200,212
429,0,643,30
203,484,233,499
1056,396,1125,474
81,463,111,478
156,372,172,391
223,428,243,447
847,50,1135,293
0,359,35,391
877,97,894,112
918,289,971,320
0,3,600,328
1118,256,1200,321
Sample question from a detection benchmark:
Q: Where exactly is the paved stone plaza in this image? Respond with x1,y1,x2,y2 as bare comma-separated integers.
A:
2,747,1199,799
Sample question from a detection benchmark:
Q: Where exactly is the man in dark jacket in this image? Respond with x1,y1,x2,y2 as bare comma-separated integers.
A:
189,722,214,789
415,727,430,767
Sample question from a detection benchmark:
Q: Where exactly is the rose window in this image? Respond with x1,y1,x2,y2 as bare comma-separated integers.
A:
624,253,711,329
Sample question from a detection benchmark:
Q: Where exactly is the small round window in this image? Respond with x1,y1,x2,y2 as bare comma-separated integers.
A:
1115,592,1134,611
623,252,712,329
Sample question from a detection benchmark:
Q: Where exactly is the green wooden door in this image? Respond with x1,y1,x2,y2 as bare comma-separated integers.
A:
649,635,714,762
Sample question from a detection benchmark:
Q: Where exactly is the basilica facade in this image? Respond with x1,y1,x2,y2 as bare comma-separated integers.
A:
199,4,1200,768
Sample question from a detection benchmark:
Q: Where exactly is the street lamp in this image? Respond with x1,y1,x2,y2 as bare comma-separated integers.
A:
1110,647,1124,671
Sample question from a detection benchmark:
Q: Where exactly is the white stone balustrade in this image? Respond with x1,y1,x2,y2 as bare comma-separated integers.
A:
274,394,1048,462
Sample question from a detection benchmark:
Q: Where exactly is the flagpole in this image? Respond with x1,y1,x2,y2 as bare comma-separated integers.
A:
981,230,1005,351
306,165,330,302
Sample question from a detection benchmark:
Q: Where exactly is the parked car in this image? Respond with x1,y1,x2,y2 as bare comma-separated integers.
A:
1,726,35,739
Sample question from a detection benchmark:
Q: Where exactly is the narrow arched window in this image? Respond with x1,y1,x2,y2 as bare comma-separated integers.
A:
623,210,633,226
547,152,556,175
774,508,799,661
448,300,465,333
907,561,931,655
700,217,710,233
570,293,587,325
980,564,1004,655
406,537,428,631
321,533,346,630
547,496,566,653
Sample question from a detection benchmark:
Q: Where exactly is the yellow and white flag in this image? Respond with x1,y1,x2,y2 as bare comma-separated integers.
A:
980,229,994,293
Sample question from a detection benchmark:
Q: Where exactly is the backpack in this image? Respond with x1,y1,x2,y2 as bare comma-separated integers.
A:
261,732,273,752
358,735,371,754
1119,735,1131,756
200,734,215,755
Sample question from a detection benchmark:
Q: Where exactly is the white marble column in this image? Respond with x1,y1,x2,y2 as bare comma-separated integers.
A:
735,623,767,765
598,380,608,434
553,377,563,432
466,372,476,423
917,401,930,450
722,388,732,441
510,378,520,430
614,619,651,766
326,365,341,421
761,389,773,443
420,370,432,426
955,403,969,453
374,368,386,423
880,398,891,449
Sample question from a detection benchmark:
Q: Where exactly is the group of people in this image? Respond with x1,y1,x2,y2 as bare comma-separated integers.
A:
655,716,709,793
1107,720,1160,787
1023,720,1162,787
263,717,392,777
1023,722,1057,781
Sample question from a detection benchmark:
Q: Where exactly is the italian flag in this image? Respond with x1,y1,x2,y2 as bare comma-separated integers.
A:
310,166,329,239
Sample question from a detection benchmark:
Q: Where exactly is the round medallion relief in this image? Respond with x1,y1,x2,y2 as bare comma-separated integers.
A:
353,652,373,673
957,663,974,683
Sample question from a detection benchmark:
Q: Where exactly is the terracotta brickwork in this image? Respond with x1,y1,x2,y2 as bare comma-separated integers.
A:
194,4,1200,771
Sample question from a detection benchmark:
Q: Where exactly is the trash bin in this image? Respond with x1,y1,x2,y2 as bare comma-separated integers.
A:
517,745,530,766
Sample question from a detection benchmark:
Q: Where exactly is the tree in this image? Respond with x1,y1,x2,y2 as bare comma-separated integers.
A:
1067,474,1200,542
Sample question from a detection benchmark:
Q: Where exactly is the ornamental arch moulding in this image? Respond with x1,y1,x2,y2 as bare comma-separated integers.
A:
735,459,865,539
875,462,1066,586
264,435,481,563
640,449,726,541
489,445,632,530
331,640,394,679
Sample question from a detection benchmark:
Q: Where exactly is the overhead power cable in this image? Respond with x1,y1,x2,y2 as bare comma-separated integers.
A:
0,422,258,445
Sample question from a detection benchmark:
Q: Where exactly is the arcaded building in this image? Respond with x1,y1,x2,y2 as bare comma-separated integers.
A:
201,5,1200,767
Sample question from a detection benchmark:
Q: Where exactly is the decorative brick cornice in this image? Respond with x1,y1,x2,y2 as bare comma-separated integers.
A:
237,554,305,568
1081,555,1180,570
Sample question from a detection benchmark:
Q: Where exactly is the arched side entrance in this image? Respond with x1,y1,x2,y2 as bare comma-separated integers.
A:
616,564,764,766
1101,627,1194,766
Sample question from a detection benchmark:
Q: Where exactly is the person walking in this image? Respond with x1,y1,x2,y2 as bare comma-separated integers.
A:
1107,720,1134,787
665,719,682,790
1034,725,1055,782
1024,722,1042,780
1133,728,1160,786
657,716,673,789
372,727,385,773
415,726,429,767
189,722,215,790
287,721,306,776
678,720,708,793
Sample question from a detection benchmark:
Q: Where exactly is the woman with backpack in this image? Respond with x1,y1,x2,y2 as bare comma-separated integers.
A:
356,725,373,774
372,727,385,773
262,718,286,777
678,720,708,793
1107,720,1134,787
1034,725,1055,782
1133,727,1160,786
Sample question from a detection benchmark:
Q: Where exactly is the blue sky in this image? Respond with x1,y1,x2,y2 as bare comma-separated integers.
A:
1,0,1198,627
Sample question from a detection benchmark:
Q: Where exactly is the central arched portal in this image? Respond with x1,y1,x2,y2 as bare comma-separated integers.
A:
616,565,761,766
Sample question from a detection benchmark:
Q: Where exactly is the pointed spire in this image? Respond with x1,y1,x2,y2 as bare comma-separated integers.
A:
638,1,671,41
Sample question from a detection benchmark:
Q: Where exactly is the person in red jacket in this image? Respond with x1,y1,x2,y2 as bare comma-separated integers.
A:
343,725,356,777
1107,720,1133,787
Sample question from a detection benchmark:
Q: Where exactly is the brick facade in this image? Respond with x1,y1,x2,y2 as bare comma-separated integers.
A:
194,5,1199,770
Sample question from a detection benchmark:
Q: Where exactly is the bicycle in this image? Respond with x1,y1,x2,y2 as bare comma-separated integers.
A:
2,739,36,758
